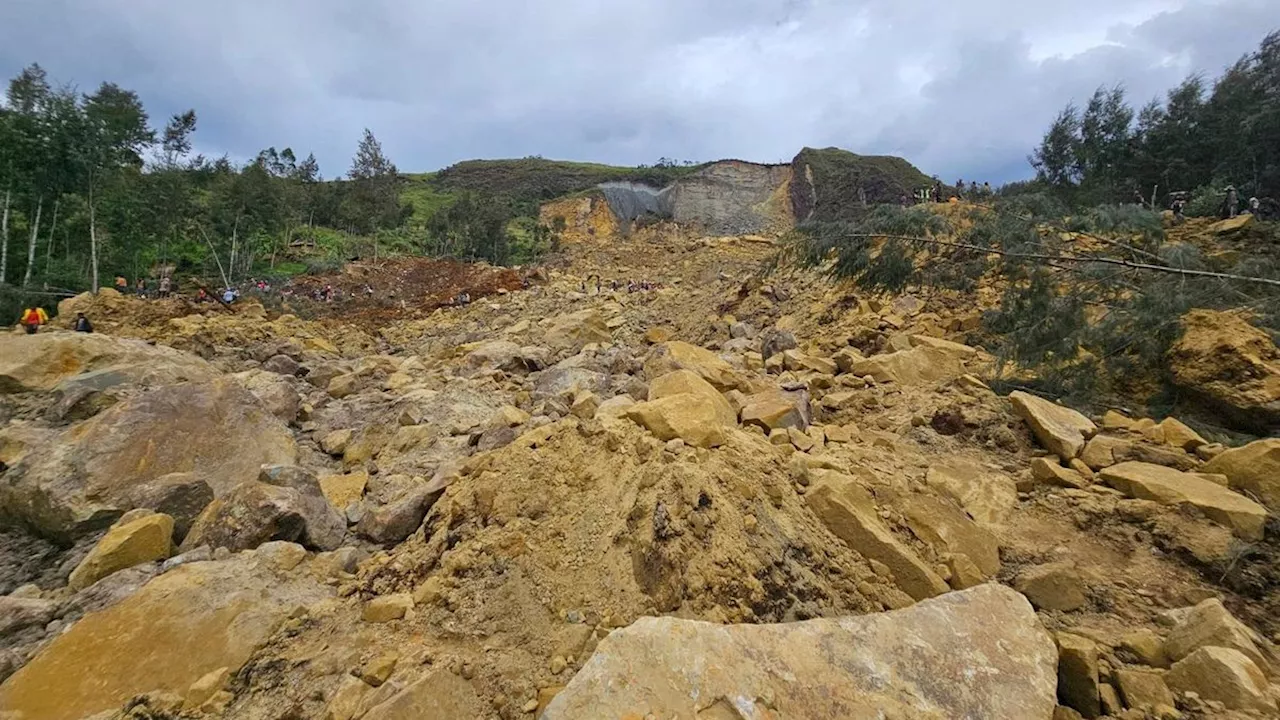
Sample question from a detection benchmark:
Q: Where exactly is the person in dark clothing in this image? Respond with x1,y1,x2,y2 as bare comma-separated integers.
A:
74,313,93,333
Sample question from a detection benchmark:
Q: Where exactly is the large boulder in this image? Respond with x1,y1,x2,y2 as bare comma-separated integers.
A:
901,495,1001,580
739,388,811,431
1009,391,1097,459
0,549,332,720
233,369,300,423
626,394,729,449
1166,647,1275,713
531,367,608,404
543,309,611,351
848,346,965,386
1168,309,1280,432
0,332,214,394
356,480,448,545
643,341,743,391
1100,462,1267,540
181,466,345,552
68,513,174,591
805,473,948,601
361,669,486,718
544,584,1058,719
461,340,547,373
1202,438,1280,511
924,460,1017,527
1163,598,1275,673
0,378,297,542
647,370,736,427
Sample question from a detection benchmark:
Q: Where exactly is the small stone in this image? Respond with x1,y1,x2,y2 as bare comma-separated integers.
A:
1016,562,1087,612
549,655,567,674
788,426,815,452
1158,417,1207,451
363,594,413,623
1031,457,1089,489
1101,410,1133,430
1114,669,1175,711
182,666,231,713
1057,632,1101,717
1068,458,1095,482
360,652,400,687
1099,683,1123,716
570,391,601,419
536,686,565,715
1117,629,1168,668
321,428,354,456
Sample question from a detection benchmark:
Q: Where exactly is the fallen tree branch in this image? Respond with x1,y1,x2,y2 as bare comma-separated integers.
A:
968,201,1166,263
837,233,1280,289
187,277,233,310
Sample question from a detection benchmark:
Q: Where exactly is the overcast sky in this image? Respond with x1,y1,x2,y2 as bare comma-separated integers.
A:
1,0,1275,183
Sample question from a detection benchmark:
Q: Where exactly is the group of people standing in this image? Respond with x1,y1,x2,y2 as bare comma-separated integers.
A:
909,178,994,205
1164,185,1269,223
116,274,173,299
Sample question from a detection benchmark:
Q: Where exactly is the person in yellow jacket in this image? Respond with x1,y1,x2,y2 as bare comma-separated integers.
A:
20,307,48,334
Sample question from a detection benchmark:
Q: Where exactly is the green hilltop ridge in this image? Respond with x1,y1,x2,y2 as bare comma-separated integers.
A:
792,147,937,223
400,149,936,231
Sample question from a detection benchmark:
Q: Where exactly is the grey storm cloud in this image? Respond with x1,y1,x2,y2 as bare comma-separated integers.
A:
1,0,1275,183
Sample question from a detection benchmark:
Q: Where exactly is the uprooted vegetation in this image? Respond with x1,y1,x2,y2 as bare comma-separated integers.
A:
785,198,1280,429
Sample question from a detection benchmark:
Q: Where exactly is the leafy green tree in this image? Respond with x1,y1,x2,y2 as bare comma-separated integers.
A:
1030,105,1080,191
345,129,403,236
80,82,153,291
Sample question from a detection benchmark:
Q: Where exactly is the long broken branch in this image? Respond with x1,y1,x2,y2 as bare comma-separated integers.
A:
837,233,1280,289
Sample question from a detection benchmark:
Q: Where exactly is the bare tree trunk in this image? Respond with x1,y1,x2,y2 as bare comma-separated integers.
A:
229,211,241,285
89,184,100,293
199,227,230,290
43,197,59,274
0,187,10,284
23,196,43,287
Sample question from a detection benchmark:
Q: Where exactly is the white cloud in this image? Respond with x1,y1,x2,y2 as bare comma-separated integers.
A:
1,0,1274,182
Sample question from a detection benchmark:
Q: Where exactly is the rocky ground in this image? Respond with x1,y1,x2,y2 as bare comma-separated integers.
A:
1,215,1279,719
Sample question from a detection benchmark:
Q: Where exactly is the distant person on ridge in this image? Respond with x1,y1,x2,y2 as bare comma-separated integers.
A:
159,276,171,298
956,180,965,199
933,178,944,204
20,307,47,334
115,275,128,292
1249,196,1260,215
135,278,147,298
74,313,93,333
1225,186,1239,218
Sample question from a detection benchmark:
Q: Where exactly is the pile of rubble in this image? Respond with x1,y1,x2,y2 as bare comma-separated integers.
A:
1,225,1279,719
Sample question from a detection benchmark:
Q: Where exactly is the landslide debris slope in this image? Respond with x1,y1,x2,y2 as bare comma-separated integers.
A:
2,205,1279,720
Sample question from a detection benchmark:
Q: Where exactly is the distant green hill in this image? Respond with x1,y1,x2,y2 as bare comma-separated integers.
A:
790,147,936,223
401,150,935,229
411,158,705,217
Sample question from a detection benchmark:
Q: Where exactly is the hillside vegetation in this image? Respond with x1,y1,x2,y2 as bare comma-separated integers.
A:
791,147,937,223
